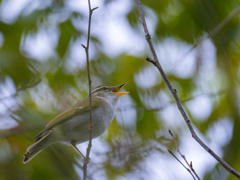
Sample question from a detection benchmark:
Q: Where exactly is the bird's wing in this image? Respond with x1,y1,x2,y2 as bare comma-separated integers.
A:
34,97,103,141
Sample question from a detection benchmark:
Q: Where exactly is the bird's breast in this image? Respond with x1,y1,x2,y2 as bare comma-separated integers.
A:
58,100,116,144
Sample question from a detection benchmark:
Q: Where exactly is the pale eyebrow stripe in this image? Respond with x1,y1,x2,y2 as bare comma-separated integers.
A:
91,86,103,93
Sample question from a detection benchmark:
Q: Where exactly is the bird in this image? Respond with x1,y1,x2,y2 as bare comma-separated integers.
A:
23,83,128,164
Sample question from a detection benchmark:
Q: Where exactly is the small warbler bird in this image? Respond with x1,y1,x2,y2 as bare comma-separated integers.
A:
23,83,128,164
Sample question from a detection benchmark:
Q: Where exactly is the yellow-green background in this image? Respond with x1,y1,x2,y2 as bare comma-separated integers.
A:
1,0,240,179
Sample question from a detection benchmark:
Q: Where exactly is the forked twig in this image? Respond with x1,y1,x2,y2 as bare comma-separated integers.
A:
167,149,196,180
135,0,240,178
169,129,200,180
81,0,98,179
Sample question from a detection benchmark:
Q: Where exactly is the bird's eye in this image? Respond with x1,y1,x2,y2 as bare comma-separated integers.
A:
102,87,107,90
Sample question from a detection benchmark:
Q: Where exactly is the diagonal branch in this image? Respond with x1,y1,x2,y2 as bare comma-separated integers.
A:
0,123,45,139
0,79,42,102
169,129,200,180
135,0,240,178
167,149,196,180
117,90,225,112
208,6,240,39
170,6,240,75
81,0,98,179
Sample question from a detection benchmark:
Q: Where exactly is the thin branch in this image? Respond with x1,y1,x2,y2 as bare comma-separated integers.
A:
0,123,45,139
168,149,196,180
82,0,98,179
135,0,240,178
208,6,240,38
170,6,240,75
190,162,199,180
0,79,42,102
117,90,225,112
169,129,201,180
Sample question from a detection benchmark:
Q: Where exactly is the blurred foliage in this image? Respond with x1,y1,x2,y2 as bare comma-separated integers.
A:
0,0,240,179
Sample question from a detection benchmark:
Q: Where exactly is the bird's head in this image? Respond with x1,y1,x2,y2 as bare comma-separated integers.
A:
91,83,128,100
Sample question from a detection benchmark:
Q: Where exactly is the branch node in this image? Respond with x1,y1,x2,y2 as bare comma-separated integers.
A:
81,44,87,49
167,148,196,180
146,57,157,66
145,34,151,40
92,7,98,11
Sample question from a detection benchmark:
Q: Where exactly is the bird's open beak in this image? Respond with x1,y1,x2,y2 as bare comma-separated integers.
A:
112,83,129,96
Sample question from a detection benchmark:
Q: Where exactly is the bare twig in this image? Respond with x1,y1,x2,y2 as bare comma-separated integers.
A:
117,90,224,112
82,0,98,179
0,79,42,102
208,6,240,38
0,123,45,139
169,129,201,180
168,149,196,180
170,6,240,75
190,162,200,180
135,0,240,178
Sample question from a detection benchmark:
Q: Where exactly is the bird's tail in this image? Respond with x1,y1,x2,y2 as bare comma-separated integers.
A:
23,130,53,164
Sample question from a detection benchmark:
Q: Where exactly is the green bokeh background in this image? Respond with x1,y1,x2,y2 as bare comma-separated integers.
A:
1,0,240,179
